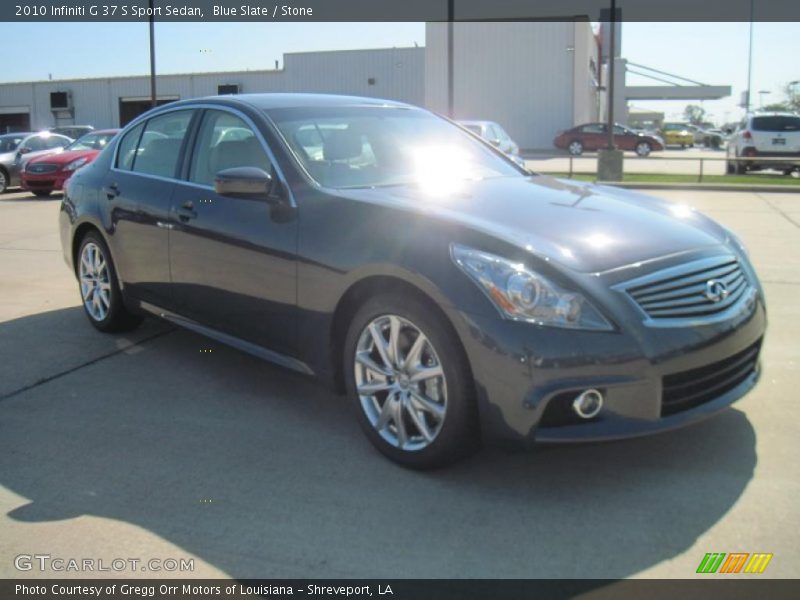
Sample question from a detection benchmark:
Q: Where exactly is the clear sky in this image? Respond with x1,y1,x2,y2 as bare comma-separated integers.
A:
3,21,798,126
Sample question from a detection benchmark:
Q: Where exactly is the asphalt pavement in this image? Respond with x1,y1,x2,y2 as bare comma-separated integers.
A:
0,187,798,580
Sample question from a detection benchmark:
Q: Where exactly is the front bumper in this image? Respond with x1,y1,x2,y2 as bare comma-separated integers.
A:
452,264,767,447
21,171,69,192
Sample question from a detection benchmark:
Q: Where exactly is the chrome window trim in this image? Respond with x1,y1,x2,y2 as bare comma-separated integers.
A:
612,255,757,328
110,102,296,207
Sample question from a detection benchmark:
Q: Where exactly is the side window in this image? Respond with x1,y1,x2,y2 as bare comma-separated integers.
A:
133,110,193,178
582,124,605,134
46,135,69,149
496,125,512,142
189,110,271,186
613,125,627,135
24,136,47,152
115,123,145,171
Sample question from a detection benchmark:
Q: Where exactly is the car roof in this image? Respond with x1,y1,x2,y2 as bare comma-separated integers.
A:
458,120,493,126
168,93,415,111
0,132,32,138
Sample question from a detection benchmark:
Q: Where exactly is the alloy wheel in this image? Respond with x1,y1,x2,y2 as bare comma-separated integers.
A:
0,170,7,193
636,142,651,157
568,141,583,156
79,242,111,322
354,314,447,451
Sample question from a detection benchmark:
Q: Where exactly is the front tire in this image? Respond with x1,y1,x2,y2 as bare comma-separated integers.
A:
77,231,142,332
0,168,8,194
344,293,478,469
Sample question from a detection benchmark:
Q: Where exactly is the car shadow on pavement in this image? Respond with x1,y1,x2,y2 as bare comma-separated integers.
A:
0,192,63,203
0,307,756,580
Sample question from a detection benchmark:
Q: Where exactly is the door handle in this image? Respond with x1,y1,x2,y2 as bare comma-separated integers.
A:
176,200,197,221
105,182,120,199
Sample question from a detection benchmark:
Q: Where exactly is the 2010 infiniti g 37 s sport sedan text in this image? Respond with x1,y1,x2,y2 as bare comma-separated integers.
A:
59,94,767,468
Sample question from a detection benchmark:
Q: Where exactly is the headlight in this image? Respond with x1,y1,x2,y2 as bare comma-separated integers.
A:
451,244,613,330
63,157,89,172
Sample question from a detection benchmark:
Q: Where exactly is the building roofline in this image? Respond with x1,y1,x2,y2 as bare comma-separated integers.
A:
0,46,423,87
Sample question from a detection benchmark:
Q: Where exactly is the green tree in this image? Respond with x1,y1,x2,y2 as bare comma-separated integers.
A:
684,104,706,124
782,82,800,112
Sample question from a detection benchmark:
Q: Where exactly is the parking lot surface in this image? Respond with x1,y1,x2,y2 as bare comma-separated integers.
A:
0,186,798,579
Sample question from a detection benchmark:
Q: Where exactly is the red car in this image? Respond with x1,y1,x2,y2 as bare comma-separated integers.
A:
22,129,119,197
554,123,664,157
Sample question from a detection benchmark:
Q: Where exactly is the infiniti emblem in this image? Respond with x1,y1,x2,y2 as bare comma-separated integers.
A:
705,279,729,303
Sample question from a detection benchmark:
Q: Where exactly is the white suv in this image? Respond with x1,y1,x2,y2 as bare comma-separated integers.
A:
726,112,800,175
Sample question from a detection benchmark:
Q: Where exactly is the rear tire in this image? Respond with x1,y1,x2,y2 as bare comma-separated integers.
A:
77,231,142,333
0,168,8,194
635,142,652,157
344,293,478,469
567,140,584,156
735,155,748,175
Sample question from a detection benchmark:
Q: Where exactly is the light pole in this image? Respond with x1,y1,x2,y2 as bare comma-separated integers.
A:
149,0,157,108
745,0,754,113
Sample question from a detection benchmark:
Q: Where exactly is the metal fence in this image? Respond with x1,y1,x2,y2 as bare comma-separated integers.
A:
527,154,800,182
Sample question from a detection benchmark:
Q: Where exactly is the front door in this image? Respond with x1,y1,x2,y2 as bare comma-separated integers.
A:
168,108,299,355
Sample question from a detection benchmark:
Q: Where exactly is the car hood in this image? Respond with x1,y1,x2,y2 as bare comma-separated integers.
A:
338,175,727,273
28,149,97,166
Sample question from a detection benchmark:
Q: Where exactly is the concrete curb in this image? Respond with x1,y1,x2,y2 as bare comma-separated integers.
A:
588,182,800,193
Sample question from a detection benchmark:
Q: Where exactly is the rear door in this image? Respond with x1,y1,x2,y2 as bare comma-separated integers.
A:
168,108,299,354
106,108,196,308
750,115,800,154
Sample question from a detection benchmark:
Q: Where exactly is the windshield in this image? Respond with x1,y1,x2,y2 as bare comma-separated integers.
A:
751,116,800,132
67,132,117,151
268,106,523,191
0,134,25,153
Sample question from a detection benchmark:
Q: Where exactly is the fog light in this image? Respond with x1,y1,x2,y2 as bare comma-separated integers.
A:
572,389,603,419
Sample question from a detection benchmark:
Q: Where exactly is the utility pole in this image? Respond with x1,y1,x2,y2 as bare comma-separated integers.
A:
149,0,157,108
745,0,754,113
447,0,455,118
598,0,623,181
606,0,617,149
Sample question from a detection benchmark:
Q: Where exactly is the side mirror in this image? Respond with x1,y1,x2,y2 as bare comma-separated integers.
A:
18,147,31,155
214,166,275,201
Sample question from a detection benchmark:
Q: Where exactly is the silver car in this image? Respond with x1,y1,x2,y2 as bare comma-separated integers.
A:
0,131,73,193
458,120,520,156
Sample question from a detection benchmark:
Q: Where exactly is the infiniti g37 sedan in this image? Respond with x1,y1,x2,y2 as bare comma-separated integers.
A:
59,94,766,468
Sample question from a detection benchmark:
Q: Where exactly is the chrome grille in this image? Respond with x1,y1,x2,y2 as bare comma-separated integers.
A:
27,163,58,174
625,255,750,320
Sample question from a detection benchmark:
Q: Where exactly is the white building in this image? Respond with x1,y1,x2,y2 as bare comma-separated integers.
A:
0,22,602,150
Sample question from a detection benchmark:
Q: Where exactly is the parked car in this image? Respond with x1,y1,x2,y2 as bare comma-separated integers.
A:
687,124,723,149
554,123,664,156
22,129,119,197
60,94,766,468
50,125,95,140
457,120,520,156
0,131,73,193
660,123,695,148
726,112,800,175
